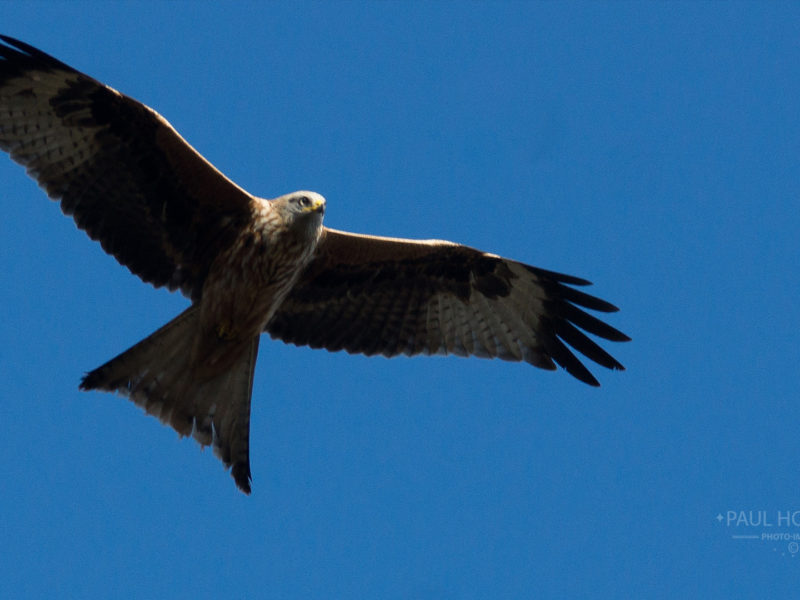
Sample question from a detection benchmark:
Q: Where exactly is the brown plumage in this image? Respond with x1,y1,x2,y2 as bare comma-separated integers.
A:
0,36,630,494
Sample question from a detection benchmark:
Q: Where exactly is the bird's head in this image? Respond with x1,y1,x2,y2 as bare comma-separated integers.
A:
272,190,327,240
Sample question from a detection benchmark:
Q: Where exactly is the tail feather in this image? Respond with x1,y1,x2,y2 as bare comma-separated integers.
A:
80,305,260,494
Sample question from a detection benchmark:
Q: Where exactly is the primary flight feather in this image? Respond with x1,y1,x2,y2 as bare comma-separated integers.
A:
0,36,629,493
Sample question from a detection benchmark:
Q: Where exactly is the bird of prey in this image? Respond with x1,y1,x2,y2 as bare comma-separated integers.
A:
0,36,630,493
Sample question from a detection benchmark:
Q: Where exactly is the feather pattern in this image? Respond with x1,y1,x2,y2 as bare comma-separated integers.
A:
0,35,254,300
1,36,630,494
80,306,259,493
268,230,629,386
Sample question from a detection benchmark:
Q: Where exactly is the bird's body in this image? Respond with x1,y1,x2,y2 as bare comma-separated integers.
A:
80,191,327,491
193,192,325,375
0,36,630,493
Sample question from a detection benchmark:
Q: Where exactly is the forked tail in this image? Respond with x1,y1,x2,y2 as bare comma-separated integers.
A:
80,305,260,493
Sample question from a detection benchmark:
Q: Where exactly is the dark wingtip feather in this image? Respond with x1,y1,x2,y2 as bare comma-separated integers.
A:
525,264,592,286
555,320,625,372
555,283,622,313
527,265,630,385
559,302,631,342
540,333,601,386
1,34,33,51
232,462,252,495
0,34,80,75
79,367,103,391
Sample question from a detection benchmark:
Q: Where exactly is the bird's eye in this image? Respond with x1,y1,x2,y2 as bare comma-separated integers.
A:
297,195,311,208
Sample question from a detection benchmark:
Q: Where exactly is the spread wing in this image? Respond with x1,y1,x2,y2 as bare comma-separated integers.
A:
267,228,630,386
0,35,254,299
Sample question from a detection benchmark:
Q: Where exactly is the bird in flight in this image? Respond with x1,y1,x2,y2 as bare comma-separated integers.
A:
0,36,630,493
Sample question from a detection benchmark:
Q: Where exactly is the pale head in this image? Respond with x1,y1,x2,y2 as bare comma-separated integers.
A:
270,190,327,244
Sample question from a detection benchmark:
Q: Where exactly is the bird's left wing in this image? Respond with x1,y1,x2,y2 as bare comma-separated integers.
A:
0,35,255,299
267,228,630,386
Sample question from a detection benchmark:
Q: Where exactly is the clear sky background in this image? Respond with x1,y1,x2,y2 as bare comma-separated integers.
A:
1,2,798,598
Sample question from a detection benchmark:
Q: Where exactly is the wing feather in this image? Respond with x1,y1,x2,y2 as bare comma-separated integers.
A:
0,35,254,299
267,229,630,385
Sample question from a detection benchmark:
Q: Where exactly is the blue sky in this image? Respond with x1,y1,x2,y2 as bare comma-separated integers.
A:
1,2,799,598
